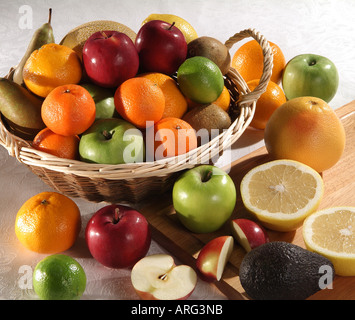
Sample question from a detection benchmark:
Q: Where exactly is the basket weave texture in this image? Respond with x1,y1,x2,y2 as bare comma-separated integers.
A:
0,28,273,203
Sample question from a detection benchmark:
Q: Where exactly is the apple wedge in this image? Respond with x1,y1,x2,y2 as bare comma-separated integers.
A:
196,235,234,282
231,218,269,252
131,254,197,300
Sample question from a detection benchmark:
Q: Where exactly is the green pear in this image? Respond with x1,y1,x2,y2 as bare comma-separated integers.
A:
13,8,55,86
0,78,45,140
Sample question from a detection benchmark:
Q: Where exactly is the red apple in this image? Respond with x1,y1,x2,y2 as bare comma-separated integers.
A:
131,254,197,300
83,30,139,88
195,236,234,282
135,20,187,75
85,204,151,269
231,218,269,252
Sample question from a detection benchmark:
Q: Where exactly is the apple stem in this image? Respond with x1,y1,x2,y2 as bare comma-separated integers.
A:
168,22,176,30
100,31,109,39
202,170,213,183
113,207,120,224
102,130,113,140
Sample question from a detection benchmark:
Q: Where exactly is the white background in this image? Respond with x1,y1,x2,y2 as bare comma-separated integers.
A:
0,0,354,300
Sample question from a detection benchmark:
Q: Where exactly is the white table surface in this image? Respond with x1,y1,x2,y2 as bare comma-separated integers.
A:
0,0,354,300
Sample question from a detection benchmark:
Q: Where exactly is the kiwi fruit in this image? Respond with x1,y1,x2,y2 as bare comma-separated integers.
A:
187,36,231,75
183,104,231,145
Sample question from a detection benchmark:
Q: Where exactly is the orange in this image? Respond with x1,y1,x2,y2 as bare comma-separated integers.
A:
23,43,82,98
231,40,286,84
41,84,96,136
32,127,80,160
147,117,197,161
187,85,231,112
264,96,346,173
247,79,286,129
114,77,165,129
213,86,231,112
139,72,188,119
15,192,81,254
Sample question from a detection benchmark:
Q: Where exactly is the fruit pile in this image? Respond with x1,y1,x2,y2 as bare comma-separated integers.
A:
0,9,344,171
0,10,237,164
3,9,354,301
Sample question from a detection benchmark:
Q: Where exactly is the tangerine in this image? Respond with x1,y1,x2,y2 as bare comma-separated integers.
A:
231,40,286,84
114,77,165,129
147,117,197,161
32,127,80,160
186,85,231,112
23,43,82,98
247,79,286,129
139,72,188,119
15,192,81,254
41,84,96,136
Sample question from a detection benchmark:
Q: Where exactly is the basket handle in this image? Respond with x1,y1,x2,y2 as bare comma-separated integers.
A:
224,28,273,105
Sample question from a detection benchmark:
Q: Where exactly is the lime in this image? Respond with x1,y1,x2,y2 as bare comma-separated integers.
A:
33,254,86,300
177,56,224,104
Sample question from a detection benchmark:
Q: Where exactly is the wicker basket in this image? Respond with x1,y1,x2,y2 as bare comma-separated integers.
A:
0,28,273,204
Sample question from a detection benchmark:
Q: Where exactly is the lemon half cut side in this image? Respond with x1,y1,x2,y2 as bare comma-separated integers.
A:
303,207,355,276
240,159,324,232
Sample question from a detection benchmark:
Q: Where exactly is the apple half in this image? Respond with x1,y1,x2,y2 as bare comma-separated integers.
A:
196,235,234,282
231,218,269,252
131,254,197,300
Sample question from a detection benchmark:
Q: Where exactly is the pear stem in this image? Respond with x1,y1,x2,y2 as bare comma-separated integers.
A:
48,8,52,24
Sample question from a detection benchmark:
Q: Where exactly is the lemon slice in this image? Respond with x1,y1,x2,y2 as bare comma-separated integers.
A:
240,159,324,232
303,207,355,276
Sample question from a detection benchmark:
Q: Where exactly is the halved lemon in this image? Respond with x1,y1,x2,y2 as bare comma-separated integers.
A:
303,207,355,276
240,159,324,232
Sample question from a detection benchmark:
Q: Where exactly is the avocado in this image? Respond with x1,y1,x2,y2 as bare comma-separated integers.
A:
239,241,334,300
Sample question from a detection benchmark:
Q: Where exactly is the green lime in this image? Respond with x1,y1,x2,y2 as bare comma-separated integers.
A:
177,56,224,104
33,254,86,300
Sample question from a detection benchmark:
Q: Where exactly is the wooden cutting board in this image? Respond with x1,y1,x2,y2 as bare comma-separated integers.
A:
138,100,355,300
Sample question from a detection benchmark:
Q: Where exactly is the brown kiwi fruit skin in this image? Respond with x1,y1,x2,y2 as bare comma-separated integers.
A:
187,36,231,75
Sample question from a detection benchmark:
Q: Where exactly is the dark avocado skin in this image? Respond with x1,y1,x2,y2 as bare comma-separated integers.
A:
239,241,335,300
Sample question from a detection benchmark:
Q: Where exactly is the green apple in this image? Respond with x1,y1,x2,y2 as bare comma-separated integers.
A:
282,54,339,103
80,83,118,120
172,165,236,233
79,118,145,164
